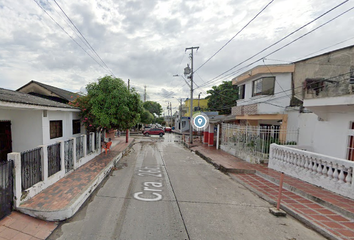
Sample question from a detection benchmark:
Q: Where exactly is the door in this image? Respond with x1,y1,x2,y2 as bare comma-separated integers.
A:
0,121,12,163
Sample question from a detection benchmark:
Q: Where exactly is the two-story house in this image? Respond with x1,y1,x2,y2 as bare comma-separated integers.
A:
231,64,298,135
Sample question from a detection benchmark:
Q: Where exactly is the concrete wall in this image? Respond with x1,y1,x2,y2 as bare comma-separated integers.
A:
298,111,354,159
0,108,82,152
0,109,43,152
294,46,354,101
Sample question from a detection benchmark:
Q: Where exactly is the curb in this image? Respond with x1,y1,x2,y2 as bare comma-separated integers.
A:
18,139,136,221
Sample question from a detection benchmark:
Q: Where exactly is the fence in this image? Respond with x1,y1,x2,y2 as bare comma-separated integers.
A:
0,160,13,220
87,133,93,154
21,147,42,191
76,135,84,160
48,143,61,177
64,139,74,173
221,123,298,163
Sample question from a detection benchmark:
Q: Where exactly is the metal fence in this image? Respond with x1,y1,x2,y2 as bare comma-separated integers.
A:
64,139,74,173
221,123,298,160
21,147,42,191
95,132,100,150
76,135,84,160
87,133,93,154
0,160,13,220
48,143,61,177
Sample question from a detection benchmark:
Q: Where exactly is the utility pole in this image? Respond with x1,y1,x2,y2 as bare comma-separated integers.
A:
179,98,182,132
170,102,172,127
185,46,199,144
126,79,130,143
128,79,130,91
198,92,202,111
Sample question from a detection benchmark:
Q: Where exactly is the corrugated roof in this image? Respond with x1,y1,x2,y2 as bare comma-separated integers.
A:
17,80,81,102
0,88,78,109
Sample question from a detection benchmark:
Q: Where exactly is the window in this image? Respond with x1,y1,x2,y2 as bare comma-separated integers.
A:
252,77,275,96
50,120,62,139
238,85,245,99
72,120,81,134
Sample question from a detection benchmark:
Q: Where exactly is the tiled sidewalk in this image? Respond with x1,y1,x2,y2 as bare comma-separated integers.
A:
190,142,354,240
0,212,57,240
19,137,134,218
0,136,134,240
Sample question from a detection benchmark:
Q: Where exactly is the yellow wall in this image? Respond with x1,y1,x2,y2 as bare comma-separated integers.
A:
184,98,208,117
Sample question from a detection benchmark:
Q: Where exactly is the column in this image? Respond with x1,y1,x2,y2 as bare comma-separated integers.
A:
208,123,215,147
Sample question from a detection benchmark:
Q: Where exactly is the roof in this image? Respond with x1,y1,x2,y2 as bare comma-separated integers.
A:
294,44,354,63
17,80,81,102
0,88,79,109
232,64,295,85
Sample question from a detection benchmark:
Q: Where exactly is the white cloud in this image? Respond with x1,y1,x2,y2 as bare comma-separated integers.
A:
0,0,354,111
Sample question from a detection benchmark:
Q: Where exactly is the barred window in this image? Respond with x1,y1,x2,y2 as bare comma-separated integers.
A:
50,120,62,139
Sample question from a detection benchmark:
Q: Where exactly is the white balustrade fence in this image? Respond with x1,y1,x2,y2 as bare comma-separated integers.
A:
269,144,354,199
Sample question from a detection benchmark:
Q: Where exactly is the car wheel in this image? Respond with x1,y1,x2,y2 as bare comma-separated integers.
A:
144,133,150,136
159,133,163,137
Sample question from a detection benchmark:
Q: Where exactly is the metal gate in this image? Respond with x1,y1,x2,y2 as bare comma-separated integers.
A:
0,160,13,220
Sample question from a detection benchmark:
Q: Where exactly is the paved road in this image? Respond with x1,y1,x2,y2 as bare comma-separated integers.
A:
49,134,325,240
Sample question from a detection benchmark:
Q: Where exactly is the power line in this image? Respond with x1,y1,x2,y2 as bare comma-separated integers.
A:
32,0,112,75
52,0,115,77
195,0,352,90
194,0,275,74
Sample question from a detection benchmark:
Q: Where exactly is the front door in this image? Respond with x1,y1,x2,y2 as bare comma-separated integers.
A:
0,121,12,163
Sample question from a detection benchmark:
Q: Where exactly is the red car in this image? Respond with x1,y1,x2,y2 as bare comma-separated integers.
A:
164,127,172,133
143,128,165,137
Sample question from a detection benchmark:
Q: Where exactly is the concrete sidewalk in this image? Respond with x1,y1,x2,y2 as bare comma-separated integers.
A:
0,136,134,240
187,140,354,240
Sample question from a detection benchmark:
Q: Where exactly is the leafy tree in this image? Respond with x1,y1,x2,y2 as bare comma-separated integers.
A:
72,76,143,131
140,108,154,124
206,81,238,115
143,101,163,117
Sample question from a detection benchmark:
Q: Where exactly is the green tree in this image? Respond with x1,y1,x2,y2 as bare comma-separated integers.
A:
143,101,163,117
140,108,154,124
206,81,238,115
72,76,143,131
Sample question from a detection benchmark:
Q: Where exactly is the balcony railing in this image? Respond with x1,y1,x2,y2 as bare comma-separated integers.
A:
269,144,354,199
302,72,353,100
232,104,258,116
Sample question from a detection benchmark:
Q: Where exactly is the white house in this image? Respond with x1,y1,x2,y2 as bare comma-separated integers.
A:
0,87,82,161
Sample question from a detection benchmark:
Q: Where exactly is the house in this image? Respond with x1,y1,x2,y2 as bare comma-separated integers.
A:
220,64,299,163
17,80,81,104
183,98,209,117
0,88,82,161
268,45,354,199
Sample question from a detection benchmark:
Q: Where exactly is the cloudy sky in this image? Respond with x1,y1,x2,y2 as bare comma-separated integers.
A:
1,0,354,114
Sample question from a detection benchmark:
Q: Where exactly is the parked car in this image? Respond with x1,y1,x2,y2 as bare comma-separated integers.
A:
143,128,165,137
164,127,172,133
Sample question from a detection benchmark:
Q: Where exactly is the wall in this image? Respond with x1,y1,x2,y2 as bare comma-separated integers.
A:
298,110,354,159
43,111,82,146
237,73,292,113
0,109,43,152
184,98,209,117
294,46,354,101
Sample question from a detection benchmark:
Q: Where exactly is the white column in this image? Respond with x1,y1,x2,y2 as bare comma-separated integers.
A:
82,134,87,157
7,152,21,208
57,140,65,176
71,137,78,169
216,124,220,149
39,145,48,183
90,132,95,153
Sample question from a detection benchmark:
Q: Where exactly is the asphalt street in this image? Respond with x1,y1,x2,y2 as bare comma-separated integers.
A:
48,134,325,240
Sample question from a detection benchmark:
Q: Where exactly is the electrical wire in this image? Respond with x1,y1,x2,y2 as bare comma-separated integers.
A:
194,0,275,74
195,0,352,90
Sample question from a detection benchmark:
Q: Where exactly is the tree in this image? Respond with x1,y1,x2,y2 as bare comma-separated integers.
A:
206,81,238,115
72,76,143,131
143,101,163,117
140,108,154,124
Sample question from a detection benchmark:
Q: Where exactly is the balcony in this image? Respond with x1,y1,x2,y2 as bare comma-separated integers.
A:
232,102,285,116
303,76,354,119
